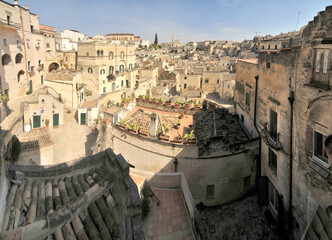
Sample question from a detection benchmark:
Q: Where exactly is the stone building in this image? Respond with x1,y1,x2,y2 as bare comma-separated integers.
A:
0,149,145,239
0,0,45,99
234,6,332,239
77,41,136,94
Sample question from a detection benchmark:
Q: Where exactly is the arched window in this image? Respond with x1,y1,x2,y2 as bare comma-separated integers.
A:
17,70,25,83
109,66,114,74
88,67,93,73
109,51,113,59
97,50,100,56
100,69,105,74
101,50,104,56
121,80,124,87
15,53,23,64
2,54,11,65
112,83,115,91
120,51,124,59
129,64,132,70
119,65,125,72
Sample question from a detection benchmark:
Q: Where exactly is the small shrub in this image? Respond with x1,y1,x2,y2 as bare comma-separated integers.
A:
141,197,150,219
11,135,21,163
66,110,71,114
26,91,32,95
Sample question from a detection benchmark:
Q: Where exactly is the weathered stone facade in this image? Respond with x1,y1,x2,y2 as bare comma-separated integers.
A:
234,5,332,240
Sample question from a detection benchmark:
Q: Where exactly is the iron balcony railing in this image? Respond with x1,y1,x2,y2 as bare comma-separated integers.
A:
0,18,21,30
261,123,282,150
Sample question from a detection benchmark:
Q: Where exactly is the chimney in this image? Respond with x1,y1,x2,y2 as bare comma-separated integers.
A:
149,113,159,137
13,0,18,7
24,5,29,10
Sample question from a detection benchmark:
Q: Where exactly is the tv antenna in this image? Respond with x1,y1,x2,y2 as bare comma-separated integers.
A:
295,11,301,31
254,31,261,37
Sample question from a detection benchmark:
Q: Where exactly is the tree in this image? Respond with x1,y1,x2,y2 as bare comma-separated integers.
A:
154,33,158,45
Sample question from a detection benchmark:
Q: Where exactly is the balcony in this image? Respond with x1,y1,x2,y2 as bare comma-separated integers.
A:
0,18,21,30
37,64,44,71
261,123,282,150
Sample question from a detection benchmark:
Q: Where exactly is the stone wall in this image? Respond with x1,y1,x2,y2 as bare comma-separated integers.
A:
112,126,259,206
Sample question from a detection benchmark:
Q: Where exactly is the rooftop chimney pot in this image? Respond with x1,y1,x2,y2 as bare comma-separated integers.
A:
24,5,29,10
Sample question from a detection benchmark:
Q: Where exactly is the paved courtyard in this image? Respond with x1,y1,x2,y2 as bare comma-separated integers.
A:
144,188,194,240
48,109,98,164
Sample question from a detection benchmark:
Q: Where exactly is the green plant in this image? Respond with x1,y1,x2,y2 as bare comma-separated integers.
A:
163,82,167,87
116,102,120,107
175,101,181,105
26,90,32,95
187,130,195,140
2,93,9,102
66,110,71,114
184,102,190,106
152,97,157,101
158,98,164,102
138,94,144,98
145,95,150,100
175,133,183,140
162,123,169,136
119,118,128,125
45,119,50,125
194,101,200,106
132,123,139,131
166,99,172,103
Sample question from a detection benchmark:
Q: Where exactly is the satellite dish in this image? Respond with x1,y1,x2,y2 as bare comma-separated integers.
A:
24,124,31,133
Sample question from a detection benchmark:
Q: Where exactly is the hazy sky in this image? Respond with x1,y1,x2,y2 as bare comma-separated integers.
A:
17,0,331,43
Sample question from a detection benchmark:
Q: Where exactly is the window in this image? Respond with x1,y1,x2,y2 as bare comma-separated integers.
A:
262,46,265,50
184,83,187,89
240,114,244,123
313,130,328,165
121,80,123,87
100,69,105,75
129,64,132,70
119,65,125,72
268,181,278,215
30,25,34,33
269,109,278,140
97,50,100,56
268,45,270,50
184,76,187,80
27,40,30,49
15,53,23,64
205,79,209,83
245,92,250,109
266,62,271,69
269,148,277,175
28,61,31,71
38,60,41,66
120,51,124,59
109,51,114,59
101,50,104,56
88,67,93,73
109,66,114,74
65,57,68,61
275,45,277,49
6,15,10,25
312,49,331,86
3,39,7,47
217,79,219,84
46,43,50,48
86,52,89,57
206,185,215,199
103,87,106,93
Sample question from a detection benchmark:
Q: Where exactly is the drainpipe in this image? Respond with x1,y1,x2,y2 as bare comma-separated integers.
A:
75,52,78,70
19,7,29,85
253,75,261,177
288,89,294,237
174,158,178,172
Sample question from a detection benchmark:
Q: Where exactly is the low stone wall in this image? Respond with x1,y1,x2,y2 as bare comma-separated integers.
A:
112,126,260,206
130,168,207,239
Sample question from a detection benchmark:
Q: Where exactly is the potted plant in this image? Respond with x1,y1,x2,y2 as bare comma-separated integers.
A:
45,119,50,129
118,118,128,130
140,129,149,137
159,123,170,142
129,123,139,134
121,98,128,107
173,133,183,144
179,113,184,119
194,101,201,109
138,94,144,101
174,119,181,129
166,99,172,107
158,98,164,105
184,102,190,109
186,130,197,144
151,97,157,104
175,101,181,108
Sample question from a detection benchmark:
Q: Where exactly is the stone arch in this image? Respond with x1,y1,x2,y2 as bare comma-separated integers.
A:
48,62,59,72
15,53,23,64
17,70,25,83
2,54,11,65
